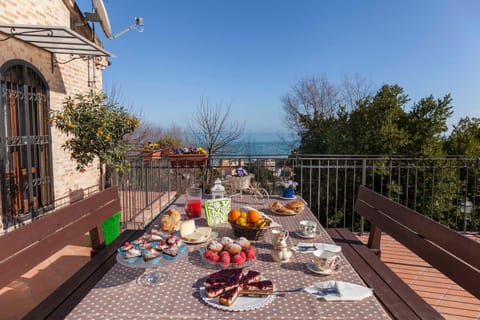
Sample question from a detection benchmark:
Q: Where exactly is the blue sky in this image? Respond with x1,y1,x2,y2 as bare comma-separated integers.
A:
78,0,480,134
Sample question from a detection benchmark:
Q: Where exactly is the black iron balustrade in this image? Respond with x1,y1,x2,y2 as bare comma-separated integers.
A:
112,154,480,233
2,154,479,234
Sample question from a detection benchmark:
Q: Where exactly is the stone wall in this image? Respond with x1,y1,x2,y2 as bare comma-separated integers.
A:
0,0,107,201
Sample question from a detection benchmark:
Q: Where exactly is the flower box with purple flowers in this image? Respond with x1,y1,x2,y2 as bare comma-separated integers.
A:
167,147,208,168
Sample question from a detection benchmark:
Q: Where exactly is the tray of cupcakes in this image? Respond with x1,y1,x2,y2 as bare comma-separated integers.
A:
200,236,256,269
117,231,188,268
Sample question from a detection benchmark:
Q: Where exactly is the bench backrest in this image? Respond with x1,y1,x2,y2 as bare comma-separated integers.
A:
355,185,480,299
0,186,121,289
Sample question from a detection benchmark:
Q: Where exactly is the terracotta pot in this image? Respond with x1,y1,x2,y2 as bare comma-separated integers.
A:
142,150,162,161
168,154,208,167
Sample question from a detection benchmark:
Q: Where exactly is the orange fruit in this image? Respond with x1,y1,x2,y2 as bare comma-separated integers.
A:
228,209,241,222
247,210,260,224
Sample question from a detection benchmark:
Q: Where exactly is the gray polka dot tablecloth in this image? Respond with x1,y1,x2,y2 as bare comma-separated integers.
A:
67,195,391,320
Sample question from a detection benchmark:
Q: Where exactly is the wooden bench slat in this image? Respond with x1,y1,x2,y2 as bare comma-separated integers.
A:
340,185,479,319
356,199,480,299
358,186,480,271
24,229,144,320
0,200,121,290
326,228,424,320
0,187,120,261
334,228,443,320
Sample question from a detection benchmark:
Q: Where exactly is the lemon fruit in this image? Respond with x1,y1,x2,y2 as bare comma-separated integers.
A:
236,217,247,226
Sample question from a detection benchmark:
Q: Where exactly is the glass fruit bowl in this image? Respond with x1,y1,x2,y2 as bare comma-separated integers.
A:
199,245,256,269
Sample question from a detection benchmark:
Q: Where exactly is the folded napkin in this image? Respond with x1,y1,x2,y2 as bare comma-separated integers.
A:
304,281,373,301
292,243,342,253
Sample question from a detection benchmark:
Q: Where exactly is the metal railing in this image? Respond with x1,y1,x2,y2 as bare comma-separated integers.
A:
114,155,480,233
296,156,479,233
2,155,478,233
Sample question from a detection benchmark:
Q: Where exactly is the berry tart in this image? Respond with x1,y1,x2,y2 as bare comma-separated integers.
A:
124,248,142,263
201,268,275,309
118,241,134,256
162,234,186,260
143,247,162,264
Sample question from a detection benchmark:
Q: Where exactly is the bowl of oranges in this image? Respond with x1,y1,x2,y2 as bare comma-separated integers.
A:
228,207,272,240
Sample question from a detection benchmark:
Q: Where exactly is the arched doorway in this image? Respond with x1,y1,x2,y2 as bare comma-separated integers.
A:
0,60,54,229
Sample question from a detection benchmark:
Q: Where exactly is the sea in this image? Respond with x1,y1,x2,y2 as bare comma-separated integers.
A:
220,132,299,156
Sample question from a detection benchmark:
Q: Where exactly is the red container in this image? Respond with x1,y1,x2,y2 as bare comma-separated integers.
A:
186,199,202,219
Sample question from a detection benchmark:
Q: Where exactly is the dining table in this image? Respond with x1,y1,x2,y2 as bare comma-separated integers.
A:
66,194,392,320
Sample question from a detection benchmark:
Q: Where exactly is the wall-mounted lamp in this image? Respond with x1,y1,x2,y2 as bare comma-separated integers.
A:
459,199,473,231
459,199,473,215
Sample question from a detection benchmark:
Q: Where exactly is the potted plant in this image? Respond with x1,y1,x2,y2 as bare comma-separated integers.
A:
168,146,208,167
50,90,139,188
142,142,162,161
278,179,298,199
229,167,254,192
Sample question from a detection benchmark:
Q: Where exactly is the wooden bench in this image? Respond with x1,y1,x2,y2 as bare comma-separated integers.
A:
24,229,143,319
0,186,140,319
327,185,480,320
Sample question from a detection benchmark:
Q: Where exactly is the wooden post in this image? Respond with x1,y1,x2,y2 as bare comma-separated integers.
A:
367,225,382,257
89,225,105,256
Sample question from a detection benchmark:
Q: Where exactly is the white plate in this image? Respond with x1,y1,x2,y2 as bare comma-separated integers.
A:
199,282,275,312
270,208,298,216
306,262,341,275
279,195,296,200
294,230,318,239
182,231,218,244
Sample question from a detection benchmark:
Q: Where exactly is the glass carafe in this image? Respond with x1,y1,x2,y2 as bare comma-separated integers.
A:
185,187,202,219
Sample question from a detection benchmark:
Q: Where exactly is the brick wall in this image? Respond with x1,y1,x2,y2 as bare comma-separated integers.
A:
0,0,107,201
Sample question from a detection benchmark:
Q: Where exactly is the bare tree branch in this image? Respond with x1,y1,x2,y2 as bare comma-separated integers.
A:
341,73,373,111
190,97,244,155
282,74,372,137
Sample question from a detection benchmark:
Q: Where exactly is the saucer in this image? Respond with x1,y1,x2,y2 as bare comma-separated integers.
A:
306,262,341,275
279,195,296,200
181,231,218,244
294,230,318,239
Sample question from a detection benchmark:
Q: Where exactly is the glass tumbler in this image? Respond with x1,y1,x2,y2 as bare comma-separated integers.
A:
185,187,203,219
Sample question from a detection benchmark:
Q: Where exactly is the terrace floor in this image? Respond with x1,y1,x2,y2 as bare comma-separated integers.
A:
1,229,479,319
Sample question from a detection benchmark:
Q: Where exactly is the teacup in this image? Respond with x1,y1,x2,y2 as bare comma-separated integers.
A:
299,220,317,237
271,228,289,247
311,250,340,272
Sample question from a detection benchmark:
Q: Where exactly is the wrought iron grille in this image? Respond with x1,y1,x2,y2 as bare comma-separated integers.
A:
0,61,54,230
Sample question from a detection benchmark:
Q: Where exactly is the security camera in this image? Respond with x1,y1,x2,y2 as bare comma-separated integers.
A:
135,17,144,27
112,17,144,38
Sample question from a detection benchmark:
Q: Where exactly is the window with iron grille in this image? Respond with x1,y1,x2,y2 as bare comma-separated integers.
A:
0,60,54,230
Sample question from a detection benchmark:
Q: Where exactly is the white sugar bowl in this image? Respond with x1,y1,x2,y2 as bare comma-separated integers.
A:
271,239,292,262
